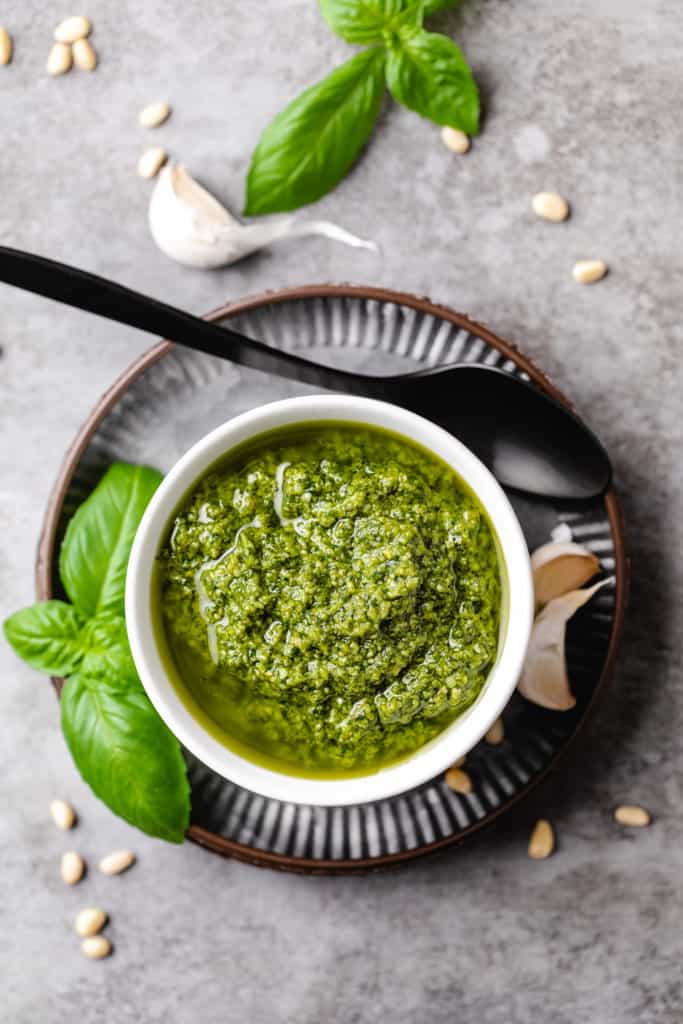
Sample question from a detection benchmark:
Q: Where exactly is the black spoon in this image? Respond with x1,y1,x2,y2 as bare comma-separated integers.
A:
0,245,611,500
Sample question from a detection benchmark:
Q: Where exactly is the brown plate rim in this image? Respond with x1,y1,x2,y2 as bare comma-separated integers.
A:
35,283,629,874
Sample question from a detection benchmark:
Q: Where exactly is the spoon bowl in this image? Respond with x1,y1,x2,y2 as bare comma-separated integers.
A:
388,364,609,500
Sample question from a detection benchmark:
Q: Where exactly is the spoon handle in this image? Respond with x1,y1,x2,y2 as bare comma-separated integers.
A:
0,245,387,397
0,245,612,500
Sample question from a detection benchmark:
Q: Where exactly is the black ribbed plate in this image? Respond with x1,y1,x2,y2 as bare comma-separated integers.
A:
39,287,626,873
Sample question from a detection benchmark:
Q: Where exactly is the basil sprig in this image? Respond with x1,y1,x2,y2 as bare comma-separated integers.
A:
4,463,191,844
245,0,477,215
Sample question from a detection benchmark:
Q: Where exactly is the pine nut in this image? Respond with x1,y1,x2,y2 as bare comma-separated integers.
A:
137,146,167,179
99,849,135,875
528,819,554,859
0,27,12,65
60,851,85,885
532,191,569,222
440,126,470,154
75,907,108,937
573,260,608,284
47,42,72,76
73,37,97,70
54,16,91,43
614,804,651,827
445,766,472,794
485,718,504,745
139,101,171,128
81,935,112,959
50,799,76,830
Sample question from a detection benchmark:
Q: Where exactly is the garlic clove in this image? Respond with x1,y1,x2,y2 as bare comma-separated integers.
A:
530,541,600,611
148,164,238,268
518,578,613,711
148,163,377,269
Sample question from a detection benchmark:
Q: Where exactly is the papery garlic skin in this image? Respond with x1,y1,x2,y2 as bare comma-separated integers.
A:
148,164,377,269
518,578,613,711
531,541,600,611
550,522,573,543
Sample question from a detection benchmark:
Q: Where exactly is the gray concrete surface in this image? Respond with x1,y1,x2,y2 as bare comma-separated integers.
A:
1,1,682,1021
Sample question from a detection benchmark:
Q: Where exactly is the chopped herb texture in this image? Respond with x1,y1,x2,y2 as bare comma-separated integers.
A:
159,425,501,776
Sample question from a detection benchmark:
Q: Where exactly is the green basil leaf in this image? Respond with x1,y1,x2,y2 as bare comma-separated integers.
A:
80,613,138,685
388,2,424,35
60,463,163,619
61,673,190,843
319,0,422,44
386,28,479,134
244,47,387,215
3,600,85,675
423,0,461,14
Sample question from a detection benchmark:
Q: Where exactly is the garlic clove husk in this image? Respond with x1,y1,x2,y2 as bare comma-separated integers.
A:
148,164,377,269
530,541,600,611
518,578,613,711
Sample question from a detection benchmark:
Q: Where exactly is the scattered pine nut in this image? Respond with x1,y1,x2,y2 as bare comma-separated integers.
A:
50,799,76,830
614,804,651,828
72,37,97,70
81,935,112,959
137,146,168,179
440,126,470,154
54,16,91,44
139,101,171,128
485,718,505,745
75,907,108,938
445,766,472,794
99,849,135,875
60,851,85,885
532,191,569,222
573,260,608,285
528,819,554,859
0,27,12,65
47,42,72,76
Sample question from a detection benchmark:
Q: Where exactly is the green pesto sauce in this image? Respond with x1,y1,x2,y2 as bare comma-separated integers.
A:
156,423,502,778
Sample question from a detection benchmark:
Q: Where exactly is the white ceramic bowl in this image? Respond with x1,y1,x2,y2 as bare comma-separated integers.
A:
126,395,533,806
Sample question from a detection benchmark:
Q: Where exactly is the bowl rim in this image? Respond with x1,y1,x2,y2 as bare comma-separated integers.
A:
35,284,629,871
124,394,533,806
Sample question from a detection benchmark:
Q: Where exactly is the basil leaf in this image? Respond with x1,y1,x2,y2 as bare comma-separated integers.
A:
61,673,190,843
319,0,422,44
60,463,162,619
423,0,461,14
80,613,138,684
3,600,85,675
388,2,424,35
386,28,479,134
244,47,387,215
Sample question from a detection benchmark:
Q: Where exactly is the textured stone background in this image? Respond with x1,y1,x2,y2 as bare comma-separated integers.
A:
1,1,681,1021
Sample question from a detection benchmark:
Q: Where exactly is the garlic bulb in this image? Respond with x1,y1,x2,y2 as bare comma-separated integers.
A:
148,164,377,268
518,578,613,711
530,541,600,611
